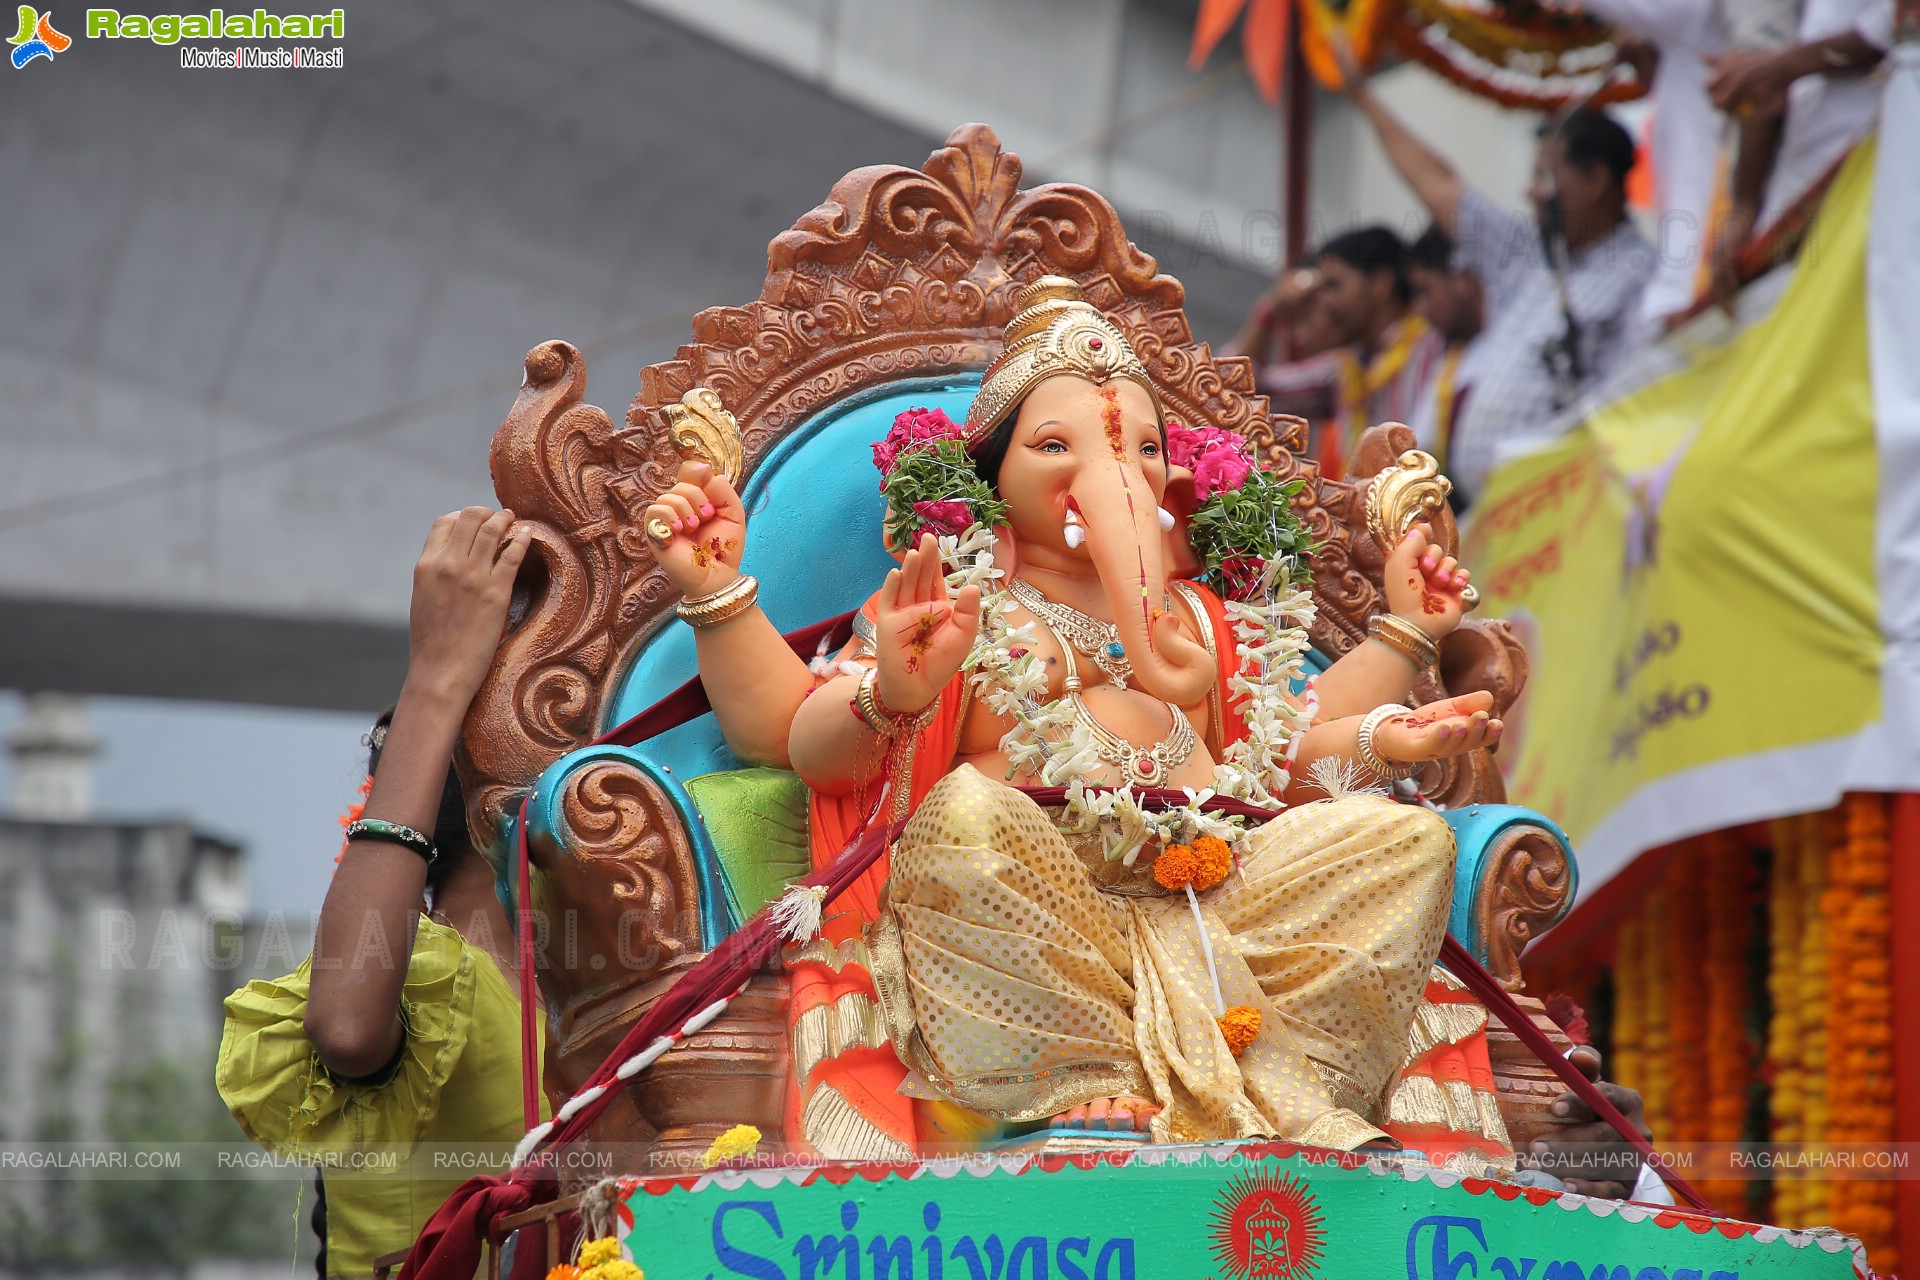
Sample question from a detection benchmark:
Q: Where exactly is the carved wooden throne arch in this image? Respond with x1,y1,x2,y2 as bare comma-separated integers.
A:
461,124,1567,1169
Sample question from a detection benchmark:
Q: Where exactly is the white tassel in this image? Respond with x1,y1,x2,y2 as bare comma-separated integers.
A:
770,883,828,943
615,1036,676,1079
1185,884,1227,1017
1306,756,1390,802
510,1120,556,1168
1157,506,1176,531
554,1082,607,1124
681,997,731,1037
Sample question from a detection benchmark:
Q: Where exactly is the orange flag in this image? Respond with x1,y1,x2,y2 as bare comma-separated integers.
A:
1189,0,1293,103
1243,0,1293,104
1188,0,1250,68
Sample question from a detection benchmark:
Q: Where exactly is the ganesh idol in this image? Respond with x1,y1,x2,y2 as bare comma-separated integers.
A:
642,277,1507,1163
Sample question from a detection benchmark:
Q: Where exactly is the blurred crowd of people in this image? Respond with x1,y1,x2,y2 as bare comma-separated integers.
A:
1233,0,1896,507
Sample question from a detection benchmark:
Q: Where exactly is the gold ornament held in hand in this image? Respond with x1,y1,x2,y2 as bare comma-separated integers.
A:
1365,449,1453,550
661,387,745,485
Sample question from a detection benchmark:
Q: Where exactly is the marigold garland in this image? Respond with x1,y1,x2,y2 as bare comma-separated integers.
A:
1664,852,1708,1150
1825,795,1896,1264
1765,814,1810,1222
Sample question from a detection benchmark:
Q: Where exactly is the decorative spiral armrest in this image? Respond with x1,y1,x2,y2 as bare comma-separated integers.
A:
1442,805,1578,992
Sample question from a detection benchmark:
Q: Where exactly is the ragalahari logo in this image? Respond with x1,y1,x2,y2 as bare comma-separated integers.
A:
9,5,70,66
1208,1168,1327,1280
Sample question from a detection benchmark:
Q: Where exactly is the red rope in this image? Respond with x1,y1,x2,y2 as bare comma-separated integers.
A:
1438,935,1719,1215
507,611,858,1133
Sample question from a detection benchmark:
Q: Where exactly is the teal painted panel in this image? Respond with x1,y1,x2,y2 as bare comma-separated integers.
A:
619,1143,1863,1279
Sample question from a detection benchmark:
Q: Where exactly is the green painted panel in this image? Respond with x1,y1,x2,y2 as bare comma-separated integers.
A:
621,1144,1864,1280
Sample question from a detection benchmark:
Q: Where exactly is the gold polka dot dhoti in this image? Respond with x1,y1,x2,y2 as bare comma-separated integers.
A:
867,765,1457,1149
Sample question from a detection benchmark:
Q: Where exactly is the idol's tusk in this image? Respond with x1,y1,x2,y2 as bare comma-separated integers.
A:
1157,506,1176,532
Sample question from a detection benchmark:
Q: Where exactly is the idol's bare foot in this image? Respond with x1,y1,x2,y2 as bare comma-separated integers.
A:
1052,1095,1161,1131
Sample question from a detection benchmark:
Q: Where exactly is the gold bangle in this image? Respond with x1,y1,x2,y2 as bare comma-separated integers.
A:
1357,703,1422,783
1368,614,1440,670
854,668,937,738
676,575,758,628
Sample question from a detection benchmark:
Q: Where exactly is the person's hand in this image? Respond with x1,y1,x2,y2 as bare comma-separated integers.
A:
1527,1045,1654,1199
872,533,982,715
1382,523,1473,640
1613,34,1660,92
1707,47,1795,118
645,460,749,598
1371,690,1503,763
1329,29,1368,97
1707,201,1758,315
408,507,533,703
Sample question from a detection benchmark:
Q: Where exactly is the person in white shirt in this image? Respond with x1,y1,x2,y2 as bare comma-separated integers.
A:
1708,0,1894,297
1335,43,1657,502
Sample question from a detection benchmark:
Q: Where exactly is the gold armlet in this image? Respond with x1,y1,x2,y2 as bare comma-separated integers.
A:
677,575,759,628
1368,614,1440,670
1357,703,1423,783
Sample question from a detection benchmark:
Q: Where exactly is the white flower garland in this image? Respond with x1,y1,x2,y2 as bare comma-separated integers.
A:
937,528,1317,869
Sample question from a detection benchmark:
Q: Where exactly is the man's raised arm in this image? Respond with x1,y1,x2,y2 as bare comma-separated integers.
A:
1334,40,1466,237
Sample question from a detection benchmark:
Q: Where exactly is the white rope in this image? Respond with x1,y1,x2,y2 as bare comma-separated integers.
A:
507,982,754,1167
509,1120,556,1169
554,1083,607,1124
681,997,731,1037
614,1036,676,1080
1185,884,1227,1017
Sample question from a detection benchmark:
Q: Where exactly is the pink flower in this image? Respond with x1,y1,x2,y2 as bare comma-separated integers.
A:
910,500,973,537
1216,555,1268,601
1168,422,1253,497
873,406,966,482
1192,448,1253,499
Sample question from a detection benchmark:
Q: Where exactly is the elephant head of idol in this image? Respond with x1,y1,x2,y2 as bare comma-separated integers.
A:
964,277,1216,707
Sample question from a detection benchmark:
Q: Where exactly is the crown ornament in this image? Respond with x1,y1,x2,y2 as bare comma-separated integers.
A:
963,276,1163,449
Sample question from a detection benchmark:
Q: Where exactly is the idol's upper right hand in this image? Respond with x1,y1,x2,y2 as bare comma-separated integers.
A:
871,532,982,716
645,461,749,598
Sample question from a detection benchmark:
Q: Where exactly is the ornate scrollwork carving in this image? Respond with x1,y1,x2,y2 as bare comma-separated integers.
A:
532,758,702,995
1477,825,1576,990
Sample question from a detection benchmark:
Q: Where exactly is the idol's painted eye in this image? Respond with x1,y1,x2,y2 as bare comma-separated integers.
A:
1038,440,1069,454
1140,441,1161,458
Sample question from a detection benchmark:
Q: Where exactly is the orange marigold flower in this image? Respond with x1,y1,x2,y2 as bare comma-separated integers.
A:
1218,1005,1262,1056
1190,835,1233,891
1153,844,1198,891
547,1267,581,1280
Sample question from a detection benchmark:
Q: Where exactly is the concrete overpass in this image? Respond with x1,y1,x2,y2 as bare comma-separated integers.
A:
0,0,1531,711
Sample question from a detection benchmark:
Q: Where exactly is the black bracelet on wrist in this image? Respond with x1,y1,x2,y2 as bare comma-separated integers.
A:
344,818,439,866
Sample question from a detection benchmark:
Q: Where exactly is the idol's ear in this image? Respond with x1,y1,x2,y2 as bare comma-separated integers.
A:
990,523,1021,582
1160,468,1203,580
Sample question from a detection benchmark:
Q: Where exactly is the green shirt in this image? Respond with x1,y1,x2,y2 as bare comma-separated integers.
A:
217,917,542,1279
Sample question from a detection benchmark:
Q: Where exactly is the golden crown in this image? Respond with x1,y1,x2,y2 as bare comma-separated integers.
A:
963,276,1162,449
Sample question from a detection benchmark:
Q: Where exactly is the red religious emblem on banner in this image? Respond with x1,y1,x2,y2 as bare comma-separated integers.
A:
1208,1169,1326,1279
